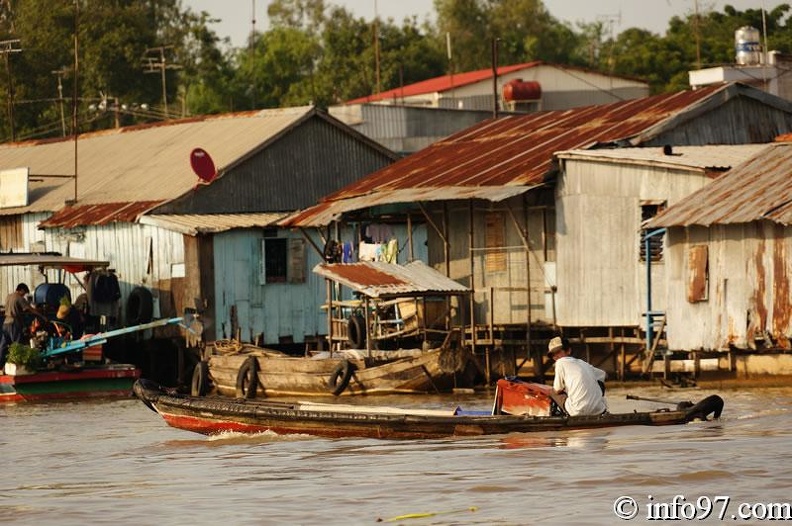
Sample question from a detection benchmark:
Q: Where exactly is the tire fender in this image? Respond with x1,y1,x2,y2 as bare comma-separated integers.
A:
328,359,353,396
235,356,260,399
126,286,154,326
347,314,366,349
191,361,210,397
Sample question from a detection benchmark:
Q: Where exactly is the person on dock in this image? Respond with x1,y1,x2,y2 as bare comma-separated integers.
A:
547,336,607,416
0,283,43,367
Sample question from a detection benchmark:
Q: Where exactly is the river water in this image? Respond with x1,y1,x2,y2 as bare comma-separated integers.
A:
1,385,790,525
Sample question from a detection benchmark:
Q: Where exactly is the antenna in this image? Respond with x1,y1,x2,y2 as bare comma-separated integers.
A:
1,38,22,141
143,46,182,119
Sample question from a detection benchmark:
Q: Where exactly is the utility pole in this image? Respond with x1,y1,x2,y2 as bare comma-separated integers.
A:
374,0,380,94
1,38,22,142
143,45,181,119
52,68,68,136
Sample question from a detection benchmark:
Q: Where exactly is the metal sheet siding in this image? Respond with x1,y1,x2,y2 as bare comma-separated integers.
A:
664,223,792,351
0,216,184,316
211,224,428,345
154,117,396,215
556,160,717,327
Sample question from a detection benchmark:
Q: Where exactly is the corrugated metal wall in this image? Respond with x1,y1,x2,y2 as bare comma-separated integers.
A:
0,214,184,323
556,160,713,327
213,224,428,345
155,116,396,214
426,197,551,326
664,222,792,351
647,97,792,145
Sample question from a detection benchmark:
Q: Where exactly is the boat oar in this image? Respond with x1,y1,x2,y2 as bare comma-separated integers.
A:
626,394,693,410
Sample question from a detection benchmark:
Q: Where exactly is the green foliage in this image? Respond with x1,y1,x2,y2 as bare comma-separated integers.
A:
3,1,792,137
7,342,41,370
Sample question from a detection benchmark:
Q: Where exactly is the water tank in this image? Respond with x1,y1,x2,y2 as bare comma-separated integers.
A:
735,26,762,65
502,79,542,102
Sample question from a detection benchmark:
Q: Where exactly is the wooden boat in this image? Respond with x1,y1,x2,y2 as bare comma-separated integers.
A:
194,339,472,398
134,377,725,440
0,316,185,403
0,253,190,403
0,364,140,403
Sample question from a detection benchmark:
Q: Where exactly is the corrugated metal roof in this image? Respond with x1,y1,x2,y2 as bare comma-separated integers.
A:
287,83,779,227
313,260,470,298
138,213,288,235
39,201,163,228
0,106,315,217
649,142,792,227
347,62,542,104
557,144,770,172
283,185,538,227
0,253,109,269
346,61,645,105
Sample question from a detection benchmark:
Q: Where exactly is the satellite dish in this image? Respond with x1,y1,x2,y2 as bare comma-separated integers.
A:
190,148,217,183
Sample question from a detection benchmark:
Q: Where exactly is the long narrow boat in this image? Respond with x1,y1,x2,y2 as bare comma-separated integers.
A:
0,364,140,403
134,378,724,440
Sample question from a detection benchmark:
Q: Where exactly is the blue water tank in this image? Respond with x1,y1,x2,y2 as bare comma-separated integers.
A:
34,283,71,308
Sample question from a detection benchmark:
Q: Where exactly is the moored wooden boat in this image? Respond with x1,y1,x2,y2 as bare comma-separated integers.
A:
134,378,725,440
1,364,140,403
196,340,472,398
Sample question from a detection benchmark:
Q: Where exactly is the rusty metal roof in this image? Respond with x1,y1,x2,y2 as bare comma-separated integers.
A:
313,260,470,298
285,83,772,228
0,253,109,269
557,144,770,172
284,185,538,227
39,201,163,228
138,213,288,235
0,106,316,221
649,141,792,227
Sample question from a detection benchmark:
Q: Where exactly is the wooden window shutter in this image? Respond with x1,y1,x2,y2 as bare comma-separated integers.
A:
687,245,708,302
485,212,506,272
0,216,23,251
288,238,306,283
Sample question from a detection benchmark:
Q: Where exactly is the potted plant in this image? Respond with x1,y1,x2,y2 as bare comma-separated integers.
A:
5,342,41,375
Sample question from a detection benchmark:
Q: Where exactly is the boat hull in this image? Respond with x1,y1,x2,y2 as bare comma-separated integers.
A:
134,379,719,440
207,346,469,397
0,365,140,403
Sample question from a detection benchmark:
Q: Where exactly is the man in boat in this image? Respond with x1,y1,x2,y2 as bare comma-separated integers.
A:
0,283,43,367
547,336,607,416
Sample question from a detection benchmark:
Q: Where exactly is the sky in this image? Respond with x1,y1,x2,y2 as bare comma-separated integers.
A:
184,1,771,48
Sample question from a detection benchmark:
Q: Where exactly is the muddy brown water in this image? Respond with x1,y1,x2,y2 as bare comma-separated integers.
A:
1,385,790,525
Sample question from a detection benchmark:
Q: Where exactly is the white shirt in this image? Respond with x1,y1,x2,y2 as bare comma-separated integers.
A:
553,356,607,416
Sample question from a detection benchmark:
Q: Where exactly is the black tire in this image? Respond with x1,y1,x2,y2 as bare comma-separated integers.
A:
235,356,259,399
126,286,154,326
191,361,210,397
328,359,353,396
347,314,366,349
684,394,724,421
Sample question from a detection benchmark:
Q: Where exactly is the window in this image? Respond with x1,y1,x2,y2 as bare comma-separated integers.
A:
639,202,666,263
0,215,23,251
260,236,305,284
485,212,506,272
687,245,709,302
